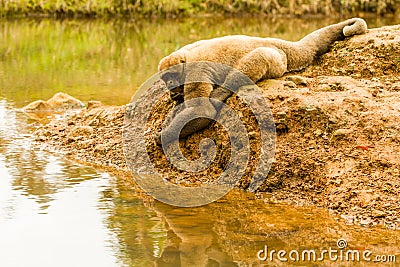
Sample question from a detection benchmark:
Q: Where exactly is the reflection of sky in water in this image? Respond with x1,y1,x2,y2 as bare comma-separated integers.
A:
0,100,120,266
0,99,168,267
1,97,400,266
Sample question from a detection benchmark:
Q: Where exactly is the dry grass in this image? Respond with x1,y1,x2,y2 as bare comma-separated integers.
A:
1,0,399,18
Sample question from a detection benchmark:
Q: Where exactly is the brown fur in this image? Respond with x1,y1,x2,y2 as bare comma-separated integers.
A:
156,18,367,144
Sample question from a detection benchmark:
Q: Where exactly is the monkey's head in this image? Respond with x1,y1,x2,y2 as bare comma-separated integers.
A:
158,51,186,72
158,51,186,103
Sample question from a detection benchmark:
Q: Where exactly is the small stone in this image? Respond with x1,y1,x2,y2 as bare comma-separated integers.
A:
276,123,288,133
87,101,102,110
372,210,386,218
329,82,345,91
328,116,339,124
284,75,308,86
368,67,376,74
341,214,355,225
358,191,380,208
333,129,352,139
94,144,109,154
314,129,323,137
88,118,100,126
276,111,287,118
67,125,94,138
76,140,93,149
284,81,297,88
392,84,400,91
360,218,373,227
371,88,379,97
248,131,257,138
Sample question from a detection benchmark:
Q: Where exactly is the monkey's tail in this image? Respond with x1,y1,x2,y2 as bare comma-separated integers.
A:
299,18,368,58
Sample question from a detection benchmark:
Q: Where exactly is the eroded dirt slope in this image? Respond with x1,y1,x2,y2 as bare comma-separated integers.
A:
33,25,400,229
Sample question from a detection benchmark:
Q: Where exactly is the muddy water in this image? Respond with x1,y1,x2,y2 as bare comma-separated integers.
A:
1,16,400,266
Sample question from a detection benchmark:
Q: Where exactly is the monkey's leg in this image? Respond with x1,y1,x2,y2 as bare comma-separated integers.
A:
155,82,217,144
177,82,217,138
210,47,288,109
166,85,185,126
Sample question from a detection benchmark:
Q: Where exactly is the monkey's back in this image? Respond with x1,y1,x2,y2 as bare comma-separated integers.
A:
181,35,290,67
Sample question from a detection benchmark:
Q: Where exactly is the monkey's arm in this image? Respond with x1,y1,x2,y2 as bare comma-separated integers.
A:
210,47,287,107
155,82,217,144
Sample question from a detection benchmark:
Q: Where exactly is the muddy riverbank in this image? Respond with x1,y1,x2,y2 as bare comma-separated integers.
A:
33,25,400,229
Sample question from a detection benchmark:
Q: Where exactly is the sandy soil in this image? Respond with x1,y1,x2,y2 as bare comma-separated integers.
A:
33,25,400,229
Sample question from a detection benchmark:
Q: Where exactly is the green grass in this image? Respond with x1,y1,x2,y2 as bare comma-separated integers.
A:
1,0,399,17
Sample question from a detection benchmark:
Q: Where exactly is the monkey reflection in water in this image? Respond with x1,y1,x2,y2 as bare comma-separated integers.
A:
155,228,238,267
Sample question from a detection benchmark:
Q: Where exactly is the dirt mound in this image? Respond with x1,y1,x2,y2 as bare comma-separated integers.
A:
304,25,400,80
34,25,400,229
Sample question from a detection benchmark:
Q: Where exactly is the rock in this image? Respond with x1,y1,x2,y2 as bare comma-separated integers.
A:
22,92,85,120
372,210,386,218
46,92,85,110
258,79,285,90
88,118,100,126
276,111,287,118
360,218,373,227
340,214,355,225
329,82,346,91
23,100,52,112
313,129,323,137
284,81,297,88
23,100,54,120
67,125,94,138
371,88,379,97
392,84,400,91
284,75,308,86
87,100,102,110
276,123,288,133
358,190,380,208
76,139,94,149
332,129,352,139
94,144,109,154
34,135,47,142
328,116,339,124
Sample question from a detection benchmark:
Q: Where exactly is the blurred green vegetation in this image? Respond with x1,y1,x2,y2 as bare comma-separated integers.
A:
1,0,399,17
1,16,397,107
1,17,336,106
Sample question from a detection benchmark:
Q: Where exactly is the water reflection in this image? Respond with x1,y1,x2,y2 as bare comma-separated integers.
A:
1,98,399,267
0,100,119,266
0,99,99,211
107,180,400,267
